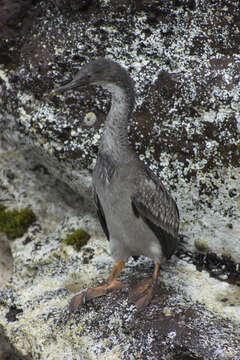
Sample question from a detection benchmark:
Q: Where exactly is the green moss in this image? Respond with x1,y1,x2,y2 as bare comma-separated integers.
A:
0,204,6,212
0,206,37,240
63,228,90,251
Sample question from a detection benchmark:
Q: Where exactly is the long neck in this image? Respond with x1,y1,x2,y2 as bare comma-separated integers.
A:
99,83,135,160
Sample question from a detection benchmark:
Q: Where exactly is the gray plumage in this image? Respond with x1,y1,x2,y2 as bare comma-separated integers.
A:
54,58,179,310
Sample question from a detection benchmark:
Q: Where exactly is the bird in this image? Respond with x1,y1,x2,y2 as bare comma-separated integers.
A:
53,58,179,311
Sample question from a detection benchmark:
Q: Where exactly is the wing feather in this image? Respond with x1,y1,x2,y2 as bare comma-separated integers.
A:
131,170,179,258
93,188,110,241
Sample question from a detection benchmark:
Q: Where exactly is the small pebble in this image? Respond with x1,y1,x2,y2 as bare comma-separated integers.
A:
84,112,97,126
194,238,209,253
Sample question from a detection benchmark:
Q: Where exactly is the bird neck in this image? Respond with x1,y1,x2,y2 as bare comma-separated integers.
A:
99,83,135,160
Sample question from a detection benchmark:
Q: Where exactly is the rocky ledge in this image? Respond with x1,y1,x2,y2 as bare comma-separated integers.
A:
0,0,240,359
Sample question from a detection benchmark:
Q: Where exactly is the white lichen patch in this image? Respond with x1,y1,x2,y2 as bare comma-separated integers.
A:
0,69,11,90
1,1,240,358
176,165,240,261
170,260,240,325
83,112,97,126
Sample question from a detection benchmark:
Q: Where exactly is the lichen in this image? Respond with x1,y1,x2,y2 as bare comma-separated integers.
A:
0,206,37,240
194,238,209,253
63,228,90,251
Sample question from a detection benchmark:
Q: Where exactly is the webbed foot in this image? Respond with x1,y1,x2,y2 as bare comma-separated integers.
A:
69,260,125,311
129,262,160,310
129,278,154,309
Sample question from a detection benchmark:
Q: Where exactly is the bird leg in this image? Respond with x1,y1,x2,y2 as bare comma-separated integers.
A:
129,262,160,310
69,260,125,311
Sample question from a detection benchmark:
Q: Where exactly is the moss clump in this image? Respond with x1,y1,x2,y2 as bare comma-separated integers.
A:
64,228,90,251
0,206,37,240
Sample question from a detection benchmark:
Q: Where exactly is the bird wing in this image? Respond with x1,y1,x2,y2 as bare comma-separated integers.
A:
93,187,110,241
131,170,179,258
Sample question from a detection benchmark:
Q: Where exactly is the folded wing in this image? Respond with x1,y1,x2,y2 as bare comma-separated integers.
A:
131,170,179,259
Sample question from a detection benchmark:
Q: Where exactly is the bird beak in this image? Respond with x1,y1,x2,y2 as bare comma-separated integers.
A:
50,73,88,96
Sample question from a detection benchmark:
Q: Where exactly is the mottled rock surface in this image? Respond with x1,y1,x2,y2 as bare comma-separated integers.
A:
0,0,240,359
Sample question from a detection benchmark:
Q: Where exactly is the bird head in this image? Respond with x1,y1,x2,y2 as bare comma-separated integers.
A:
51,58,133,95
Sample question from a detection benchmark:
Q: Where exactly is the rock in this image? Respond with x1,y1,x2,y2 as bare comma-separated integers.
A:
0,234,13,286
0,332,26,360
0,0,240,358
1,0,239,261
0,208,240,359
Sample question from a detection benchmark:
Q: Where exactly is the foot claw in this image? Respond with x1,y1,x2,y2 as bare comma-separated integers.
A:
82,291,87,305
